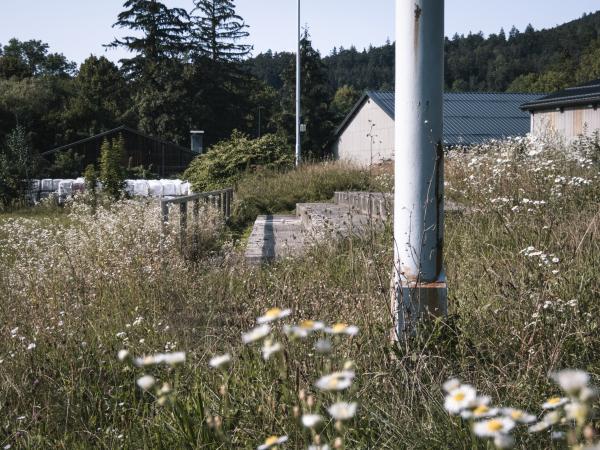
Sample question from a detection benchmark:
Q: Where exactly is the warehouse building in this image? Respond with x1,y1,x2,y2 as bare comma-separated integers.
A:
331,91,542,166
521,79,600,141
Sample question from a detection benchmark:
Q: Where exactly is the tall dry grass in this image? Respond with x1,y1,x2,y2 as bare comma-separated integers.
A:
0,135,598,449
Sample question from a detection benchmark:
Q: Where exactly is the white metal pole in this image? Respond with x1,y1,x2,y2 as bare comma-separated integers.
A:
393,0,446,336
295,0,301,166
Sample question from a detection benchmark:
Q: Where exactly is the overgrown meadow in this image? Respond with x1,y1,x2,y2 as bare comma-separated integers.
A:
0,136,598,449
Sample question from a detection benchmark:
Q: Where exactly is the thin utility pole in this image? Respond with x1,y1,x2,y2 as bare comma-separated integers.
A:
392,0,447,338
295,0,301,166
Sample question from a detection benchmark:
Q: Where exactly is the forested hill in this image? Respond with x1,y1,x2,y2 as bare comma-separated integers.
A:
248,10,600,94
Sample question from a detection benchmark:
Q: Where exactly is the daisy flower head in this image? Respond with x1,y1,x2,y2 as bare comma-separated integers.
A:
542,396,569,410
134,352,186,367
501,408,536,424
529,411,561,433
301,414,323,428
257,308,292,325
315,370,355,392
136,375,156,391
209,353,232,369
262,340,283,361
117,349,130,362
327,401,358,421
461,402,498,419
444,384,477,414
257,435,288,449
324,323,359,336
443,378,461,393
550,369,590,395
565,402,589,425
284,320,325,338
473,417,515,437
242,324,271,344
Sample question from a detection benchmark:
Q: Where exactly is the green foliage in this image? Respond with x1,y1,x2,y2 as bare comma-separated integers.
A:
331,85,361,121
184,131,293,192
0,38,75,80
47,149,84,178
83,164,99,209
99,135,125,200
507,70,574,93
575,38,600,83
191,0,251,61
0,125,36,208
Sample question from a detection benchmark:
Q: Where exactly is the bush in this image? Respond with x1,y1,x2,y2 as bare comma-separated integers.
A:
184,131,294,192
99,134,125,200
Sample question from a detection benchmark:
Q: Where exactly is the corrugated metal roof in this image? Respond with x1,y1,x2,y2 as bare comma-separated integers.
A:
335,91,543,146
521,79,600,111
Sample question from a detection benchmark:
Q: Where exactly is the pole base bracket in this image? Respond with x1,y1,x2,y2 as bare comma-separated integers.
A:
392,275,448,340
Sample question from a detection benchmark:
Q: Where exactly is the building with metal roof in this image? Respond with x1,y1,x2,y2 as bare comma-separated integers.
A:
521,79,600,141
42,126,199,177
331,91,542,166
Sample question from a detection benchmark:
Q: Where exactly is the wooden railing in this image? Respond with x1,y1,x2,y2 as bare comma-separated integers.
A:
160,188,233,242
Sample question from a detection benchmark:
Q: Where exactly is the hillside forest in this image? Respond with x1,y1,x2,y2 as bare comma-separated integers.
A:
1,1,600,173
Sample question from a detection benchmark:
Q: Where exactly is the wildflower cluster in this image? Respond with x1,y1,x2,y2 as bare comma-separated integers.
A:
444,370,599,448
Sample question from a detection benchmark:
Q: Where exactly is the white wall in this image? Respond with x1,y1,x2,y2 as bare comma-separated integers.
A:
332,99,395,166
532,106,600,141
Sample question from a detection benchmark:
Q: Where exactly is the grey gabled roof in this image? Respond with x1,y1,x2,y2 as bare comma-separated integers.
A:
42,125,196,156
334,91,544,146
521,79,600,111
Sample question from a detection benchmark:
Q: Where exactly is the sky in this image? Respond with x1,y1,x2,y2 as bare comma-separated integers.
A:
0,0,598,64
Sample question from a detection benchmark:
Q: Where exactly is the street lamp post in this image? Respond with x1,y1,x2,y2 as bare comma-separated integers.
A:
295,0,301,166
392,0,447,338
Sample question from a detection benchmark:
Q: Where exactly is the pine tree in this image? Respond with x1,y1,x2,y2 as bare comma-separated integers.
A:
107,0,190,77
191,0,252,62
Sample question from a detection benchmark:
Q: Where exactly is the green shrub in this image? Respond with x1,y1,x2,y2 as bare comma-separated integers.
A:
184,131,294,192
99,135,125,200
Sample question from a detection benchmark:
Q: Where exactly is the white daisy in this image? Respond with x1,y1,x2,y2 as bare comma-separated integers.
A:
461,403,498,419
541,397,569,409
565,402,589,424
242,324,271,344
327,401,358,421
444,384,477,414
257,308,292,325
284,320,325,338
324,323,359,336
501,408,536,424
209,353,232,369
443,378,461,393
550,369,590,395
257,435,288,449
26,343,36,351
117,349,130,361
134,352,186,367
473,417,515,437
315,371,355,392
136,375,156,391
301,414,323,428
262,340,282,360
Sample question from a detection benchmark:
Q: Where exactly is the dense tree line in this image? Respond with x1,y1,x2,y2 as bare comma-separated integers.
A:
2,4,600,198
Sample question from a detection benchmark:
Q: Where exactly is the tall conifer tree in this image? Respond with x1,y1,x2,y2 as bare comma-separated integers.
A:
191,0,252,62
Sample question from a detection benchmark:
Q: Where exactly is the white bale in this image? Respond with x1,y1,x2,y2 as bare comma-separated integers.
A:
125,180,136,196
58,180,73,197
171,179,183,196
52,179,61,191
181,182,191,196
41,179,53,191
72,178,85,194
148,180,163,197
161,179,176,196
133,180,149,197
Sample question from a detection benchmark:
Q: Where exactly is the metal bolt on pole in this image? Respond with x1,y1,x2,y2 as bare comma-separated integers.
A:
392,0,447,339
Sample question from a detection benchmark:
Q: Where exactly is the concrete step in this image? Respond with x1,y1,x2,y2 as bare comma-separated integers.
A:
296,203,383,239
334,191,469,218
245,215,307,264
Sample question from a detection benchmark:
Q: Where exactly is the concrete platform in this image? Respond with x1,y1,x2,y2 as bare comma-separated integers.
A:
245,215,307,264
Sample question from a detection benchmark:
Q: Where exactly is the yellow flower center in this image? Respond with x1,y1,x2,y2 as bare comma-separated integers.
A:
487,420,503,432
300,320,315,329
474,405,489,415
547,397,562,405
264,436,279,446
510,410,523,420
265,308,282,318
332,323,348,333
453,392,466,402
